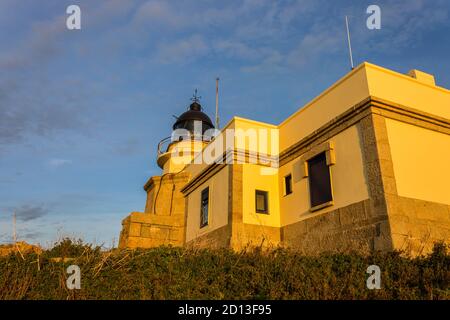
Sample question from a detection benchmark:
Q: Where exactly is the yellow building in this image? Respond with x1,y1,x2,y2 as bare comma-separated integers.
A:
119,62,450,255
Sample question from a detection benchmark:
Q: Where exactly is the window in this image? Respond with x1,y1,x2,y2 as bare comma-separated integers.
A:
200,187,209,228
307,152,333,209
284,174,293,196
255,190,269,214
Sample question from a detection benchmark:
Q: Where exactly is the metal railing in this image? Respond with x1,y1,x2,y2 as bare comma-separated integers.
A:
157,136,172,156
157,134,214,156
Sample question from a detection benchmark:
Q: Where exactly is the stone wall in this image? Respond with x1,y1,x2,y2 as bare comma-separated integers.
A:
185,225,231,249
363,107,450,255
119,212,185,248
282,200,391,254
387,195,450,255
144,172,190,215
119,172,190,249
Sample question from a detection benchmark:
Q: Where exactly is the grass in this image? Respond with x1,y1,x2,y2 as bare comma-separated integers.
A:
0,239,448,300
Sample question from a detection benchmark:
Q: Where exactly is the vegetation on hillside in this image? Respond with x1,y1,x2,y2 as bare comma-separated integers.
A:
0,239,448,300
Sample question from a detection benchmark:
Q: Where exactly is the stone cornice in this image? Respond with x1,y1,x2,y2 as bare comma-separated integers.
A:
143,172,190,192
279,96,450,166
174,95,450,195
180,149,277,196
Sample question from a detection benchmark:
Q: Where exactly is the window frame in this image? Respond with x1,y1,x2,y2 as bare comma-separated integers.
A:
307,152,334,211
200,187,209,228
284,173,293,196
255,190,269,214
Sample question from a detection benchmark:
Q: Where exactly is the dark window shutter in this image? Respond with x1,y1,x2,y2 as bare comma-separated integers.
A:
255,190,269,214
200,187,209,227
308,153,332,208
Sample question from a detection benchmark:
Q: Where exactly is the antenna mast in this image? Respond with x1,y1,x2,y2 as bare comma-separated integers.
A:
215,77,220,129
345,16,354,70
13,211,17,244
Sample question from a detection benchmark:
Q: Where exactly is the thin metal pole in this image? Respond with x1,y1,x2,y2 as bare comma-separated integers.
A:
345,16,354,70
13,211,17,243
215,77,220,129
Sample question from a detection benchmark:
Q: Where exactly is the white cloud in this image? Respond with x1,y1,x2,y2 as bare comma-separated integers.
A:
153,35,209,64
287,28,341,67
241,51,285,73
48,159,72,167
132,1,187,28
0,14,66,70
356,0,450,53
213,40,261,60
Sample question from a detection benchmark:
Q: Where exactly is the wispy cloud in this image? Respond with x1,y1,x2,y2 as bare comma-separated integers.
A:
48,158,72,167
132,1,187,29
20,230,44,241
0,12,95,149
286,28,342,67
0,14,66,71
349,0,450,54
14,204,49,222
153,34,209,64
111,138,143,156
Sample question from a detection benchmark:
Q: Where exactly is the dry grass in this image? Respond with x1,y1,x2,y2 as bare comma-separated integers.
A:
0,238,448,300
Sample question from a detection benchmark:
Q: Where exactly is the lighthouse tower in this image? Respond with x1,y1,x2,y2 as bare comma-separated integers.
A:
157,92,215,174
119,93,215,248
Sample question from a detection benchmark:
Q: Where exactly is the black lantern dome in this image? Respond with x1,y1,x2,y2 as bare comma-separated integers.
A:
172,91,214,134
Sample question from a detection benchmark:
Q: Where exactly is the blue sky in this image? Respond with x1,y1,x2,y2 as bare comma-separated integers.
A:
1,0,449,247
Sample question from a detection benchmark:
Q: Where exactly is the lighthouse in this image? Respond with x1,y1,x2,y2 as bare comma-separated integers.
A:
157,91,215,174
119,92,215,248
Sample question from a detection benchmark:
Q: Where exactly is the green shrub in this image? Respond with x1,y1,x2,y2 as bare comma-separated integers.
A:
43,238,100,258
0,241,448,300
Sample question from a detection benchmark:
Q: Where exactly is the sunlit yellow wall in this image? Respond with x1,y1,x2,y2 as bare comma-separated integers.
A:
278,62,450,153
278,65,370,151
184,120,236,179
242,164,280,227
279,125,369,226
366,63,450,119
185,117,277,184
232,117,278,157
162,140,207,174
144,188,155,213
185,166,229,242
386,119,450,205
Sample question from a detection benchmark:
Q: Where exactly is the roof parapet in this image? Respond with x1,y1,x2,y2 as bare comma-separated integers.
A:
407,69,436,86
